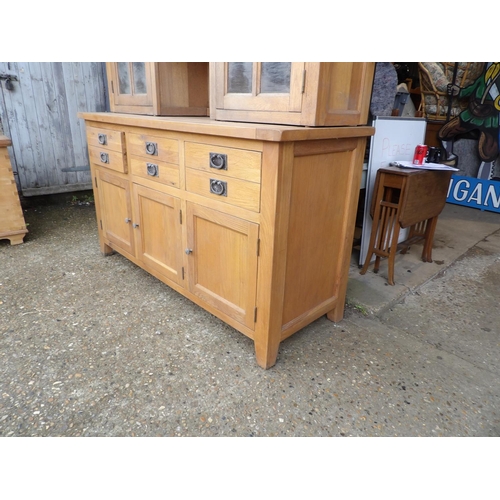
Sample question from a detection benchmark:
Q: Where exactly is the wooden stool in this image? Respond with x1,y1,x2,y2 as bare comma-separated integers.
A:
0,136,28,245
360,166,452,285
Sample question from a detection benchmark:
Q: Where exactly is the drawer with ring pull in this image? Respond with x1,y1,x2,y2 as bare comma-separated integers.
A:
185,168,260,212
130,156,180,188
184,142,261,183
127,132,179,165
86,126,125,154
88,145,127,173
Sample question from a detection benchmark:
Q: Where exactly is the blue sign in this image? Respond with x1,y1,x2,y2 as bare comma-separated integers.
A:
447,175,500,213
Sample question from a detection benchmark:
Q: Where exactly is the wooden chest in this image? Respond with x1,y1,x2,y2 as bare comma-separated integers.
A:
0,136,28,245
79,113,374,368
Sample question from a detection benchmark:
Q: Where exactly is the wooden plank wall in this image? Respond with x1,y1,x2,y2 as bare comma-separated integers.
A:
0,62,108,195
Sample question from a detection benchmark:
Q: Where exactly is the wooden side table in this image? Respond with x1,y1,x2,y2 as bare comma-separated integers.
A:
0,136,28,245
360,166,452,285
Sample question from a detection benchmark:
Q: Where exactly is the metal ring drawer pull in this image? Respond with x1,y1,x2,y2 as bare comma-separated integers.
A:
209,152,227,170
145,142,158,155
210,178,227,197
100,152,109,164
146,163,159,177
98,133,107,145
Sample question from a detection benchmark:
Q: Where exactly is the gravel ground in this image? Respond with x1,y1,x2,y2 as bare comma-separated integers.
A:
1,194,499,438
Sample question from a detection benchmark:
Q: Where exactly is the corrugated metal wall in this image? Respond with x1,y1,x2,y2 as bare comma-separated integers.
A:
0,62,108,195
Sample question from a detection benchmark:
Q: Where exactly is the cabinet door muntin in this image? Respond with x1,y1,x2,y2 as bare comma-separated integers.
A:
227,62,292,95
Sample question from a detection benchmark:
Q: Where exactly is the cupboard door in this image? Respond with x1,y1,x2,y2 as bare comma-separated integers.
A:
215,62,305,113
186,203,259,329
96,169,135,255
132,184,183,285
106,62,155,111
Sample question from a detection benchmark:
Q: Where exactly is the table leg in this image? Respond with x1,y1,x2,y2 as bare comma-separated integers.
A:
422,217,438,262
387,222,401,285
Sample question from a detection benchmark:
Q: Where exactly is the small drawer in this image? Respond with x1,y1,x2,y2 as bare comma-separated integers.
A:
86,126,125,153
185,142,261,183
186,168,260,213
127,132,179,164
89,145,127,173
130,156,180,188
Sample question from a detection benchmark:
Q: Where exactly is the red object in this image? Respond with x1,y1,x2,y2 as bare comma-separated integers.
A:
413,144,428,165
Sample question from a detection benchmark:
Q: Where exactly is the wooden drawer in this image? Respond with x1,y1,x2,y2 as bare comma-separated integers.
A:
86,126,125,153
185,142,261,183
127,132,179,164
130,156,180,188
89,145,127,174
186,168,260,213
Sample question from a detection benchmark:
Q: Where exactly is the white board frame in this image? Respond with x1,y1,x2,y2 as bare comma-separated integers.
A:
359,116,427,266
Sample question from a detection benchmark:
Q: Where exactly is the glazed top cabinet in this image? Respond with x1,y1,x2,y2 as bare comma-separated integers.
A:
210,62,375,126
106,62,209,116
79,112,374,369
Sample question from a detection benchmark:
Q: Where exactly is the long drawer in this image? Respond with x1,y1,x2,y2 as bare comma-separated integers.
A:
185,142,261,183
88,145,127,174
130,156,180,188
86,126,125,153
127,132,179,165
186,168,260,212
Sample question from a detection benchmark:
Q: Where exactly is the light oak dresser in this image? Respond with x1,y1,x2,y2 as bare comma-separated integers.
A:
79,112,373,368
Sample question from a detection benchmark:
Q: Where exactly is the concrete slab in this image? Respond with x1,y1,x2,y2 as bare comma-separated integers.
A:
347,203,500,315
0,194,499,439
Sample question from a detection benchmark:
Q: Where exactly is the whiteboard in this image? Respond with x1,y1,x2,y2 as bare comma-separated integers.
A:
359,116,427,266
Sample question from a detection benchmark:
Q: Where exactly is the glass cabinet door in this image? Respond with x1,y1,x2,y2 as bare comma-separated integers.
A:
220,62,304,112
108,62,154,108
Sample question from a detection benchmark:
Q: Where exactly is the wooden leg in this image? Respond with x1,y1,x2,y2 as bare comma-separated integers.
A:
360,205,384,276
327,303,344,323
100,240,114,256
359,249,374,275
254,334,280,369
387,223,401,286
422,217,438,262
8,234,26,245
253,317,283,369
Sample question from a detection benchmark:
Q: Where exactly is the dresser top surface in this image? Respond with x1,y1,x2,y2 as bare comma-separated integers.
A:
79,113,374,142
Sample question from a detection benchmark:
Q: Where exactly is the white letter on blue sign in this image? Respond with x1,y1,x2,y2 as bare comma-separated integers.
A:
484,185,500,208
467,183,482,204
453,179,470,202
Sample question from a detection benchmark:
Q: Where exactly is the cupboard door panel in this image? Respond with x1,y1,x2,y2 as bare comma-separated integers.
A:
107,62,155,108
97,169,134,255
220,62,304,113
186,203,259,329
133,184,183,285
